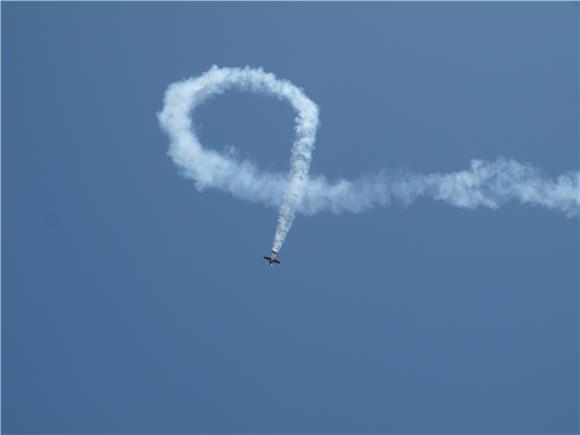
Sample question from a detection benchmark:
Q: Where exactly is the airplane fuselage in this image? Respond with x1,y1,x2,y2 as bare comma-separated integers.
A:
263,250,281,266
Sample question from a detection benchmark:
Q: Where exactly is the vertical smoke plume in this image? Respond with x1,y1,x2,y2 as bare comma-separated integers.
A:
272,93,319,252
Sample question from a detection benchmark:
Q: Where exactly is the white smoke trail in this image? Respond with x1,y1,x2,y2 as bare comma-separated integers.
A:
158,66,579,252
158,66,318,252
301,159,579,217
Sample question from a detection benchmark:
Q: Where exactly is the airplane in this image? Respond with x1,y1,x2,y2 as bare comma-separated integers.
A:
263,250,281,266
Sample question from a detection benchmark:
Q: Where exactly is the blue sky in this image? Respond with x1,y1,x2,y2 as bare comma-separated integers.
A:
2,2,578,433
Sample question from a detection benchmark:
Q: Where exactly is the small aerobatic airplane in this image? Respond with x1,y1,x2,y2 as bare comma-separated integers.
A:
263,250,281,266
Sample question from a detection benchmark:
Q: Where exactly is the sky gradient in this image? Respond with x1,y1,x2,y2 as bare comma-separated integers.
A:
2,2,579,433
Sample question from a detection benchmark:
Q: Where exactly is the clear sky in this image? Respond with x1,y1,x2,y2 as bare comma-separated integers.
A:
2,2,578,433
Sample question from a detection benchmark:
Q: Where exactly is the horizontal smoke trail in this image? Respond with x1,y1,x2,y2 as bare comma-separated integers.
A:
158,67,579,250
301,159,579,217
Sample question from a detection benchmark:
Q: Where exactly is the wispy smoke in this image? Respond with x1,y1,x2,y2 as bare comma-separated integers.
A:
300,159,579,217
158,66,579,251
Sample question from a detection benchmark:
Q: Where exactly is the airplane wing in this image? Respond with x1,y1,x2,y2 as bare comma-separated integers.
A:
273,259,281,264
263,256,271,261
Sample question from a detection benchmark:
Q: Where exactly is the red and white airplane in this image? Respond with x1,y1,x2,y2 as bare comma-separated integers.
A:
263,250,281,266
